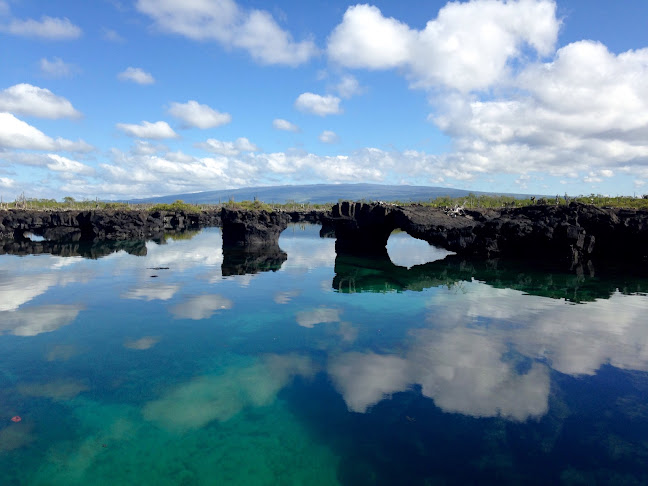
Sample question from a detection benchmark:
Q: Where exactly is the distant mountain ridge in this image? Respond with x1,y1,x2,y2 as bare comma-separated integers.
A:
125,183,534,205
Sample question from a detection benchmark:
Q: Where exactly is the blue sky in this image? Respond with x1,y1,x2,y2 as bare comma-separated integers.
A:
1,0,647,200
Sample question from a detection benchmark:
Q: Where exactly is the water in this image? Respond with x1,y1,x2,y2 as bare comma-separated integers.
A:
1,224,648,485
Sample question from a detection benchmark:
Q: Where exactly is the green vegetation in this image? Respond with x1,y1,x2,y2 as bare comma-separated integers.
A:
3,193,648,211
149,200,199,213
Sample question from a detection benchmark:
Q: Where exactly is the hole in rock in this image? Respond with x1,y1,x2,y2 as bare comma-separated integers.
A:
23,232,46,242
386,229,454,268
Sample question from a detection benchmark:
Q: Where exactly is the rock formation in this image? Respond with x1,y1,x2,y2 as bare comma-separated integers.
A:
326,201,648,267
220,207,291,248
0,209,221,242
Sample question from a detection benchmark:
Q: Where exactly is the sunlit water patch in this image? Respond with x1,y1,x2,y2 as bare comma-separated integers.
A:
1,224,648,485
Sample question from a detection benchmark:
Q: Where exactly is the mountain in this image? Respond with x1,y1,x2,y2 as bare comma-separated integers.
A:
124,183,534,205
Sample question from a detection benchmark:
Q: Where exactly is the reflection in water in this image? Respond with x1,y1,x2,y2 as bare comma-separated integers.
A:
17,379,89,401
123,336,160,350
386,230,453,268
296,307,341,328
1,224,648,484
0,305,83,336
143,354,315,431
169,294,233,320
221,246,287,276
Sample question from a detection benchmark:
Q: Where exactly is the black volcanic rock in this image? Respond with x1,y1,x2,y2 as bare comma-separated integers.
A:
0,209,221,242
327,201,648,267
220,207,291,248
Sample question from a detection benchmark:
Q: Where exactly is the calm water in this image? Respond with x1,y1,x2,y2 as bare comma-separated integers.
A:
1,224,648,485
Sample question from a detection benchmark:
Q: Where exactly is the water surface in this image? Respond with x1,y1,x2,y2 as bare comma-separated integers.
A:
1,225,648,485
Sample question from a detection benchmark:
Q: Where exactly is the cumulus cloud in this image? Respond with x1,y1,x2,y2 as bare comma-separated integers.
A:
328,1,558,92
116,120,178,139
45,154,95,175
197,137,258,156
273,118,299,132
295,93,342,116
40,57,78,78
168,100,231,129
136,0,317,66
117,67,155,84
318,130,338,144
0,113,92,151
2,16,82,39
335,74,364,99
0,84,81,119
431,41,648,179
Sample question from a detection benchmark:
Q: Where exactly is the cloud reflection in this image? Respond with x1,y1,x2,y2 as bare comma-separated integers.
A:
143,354,315,431
0,304,83,336
123,336,160,350
17,379,89,401
169,294,233,320
296,307,341,328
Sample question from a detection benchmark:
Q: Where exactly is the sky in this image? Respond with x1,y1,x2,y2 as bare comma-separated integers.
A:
0,0,647,201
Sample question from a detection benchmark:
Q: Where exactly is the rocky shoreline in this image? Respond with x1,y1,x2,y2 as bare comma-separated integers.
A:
2,202,648,270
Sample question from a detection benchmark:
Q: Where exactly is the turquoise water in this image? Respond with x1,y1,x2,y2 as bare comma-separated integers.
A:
1,224,648,485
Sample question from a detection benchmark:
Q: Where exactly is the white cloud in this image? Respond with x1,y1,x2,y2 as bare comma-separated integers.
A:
0,84,81,119
117,67,155,85
168,100,231,129
335,74,364,99
40,57,77,78
45,154,95,176
2,16,82,40
102,28,125,42
273,118,299,132
197,137,258,156
328,1,559,92
135,0,317,66
318,130,338,144
116,121,178,139
0,177,15,189
295,93,342,116
0,113,92,152
431,41,648,179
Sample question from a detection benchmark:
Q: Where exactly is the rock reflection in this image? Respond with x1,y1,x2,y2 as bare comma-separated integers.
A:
169,294,233,320
221,246,287,276
333,253,648,302
143,354,315,431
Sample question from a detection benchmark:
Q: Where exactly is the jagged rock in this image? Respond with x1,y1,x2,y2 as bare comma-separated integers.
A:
326,201,648,266
220,207,291,248
0,209,221,241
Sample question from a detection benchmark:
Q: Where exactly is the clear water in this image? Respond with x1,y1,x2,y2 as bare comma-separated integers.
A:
1,224,648,485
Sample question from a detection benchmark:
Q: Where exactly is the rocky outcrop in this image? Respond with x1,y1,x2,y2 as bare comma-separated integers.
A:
327,201,648,266
0,209,221,242
220,207,291,248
